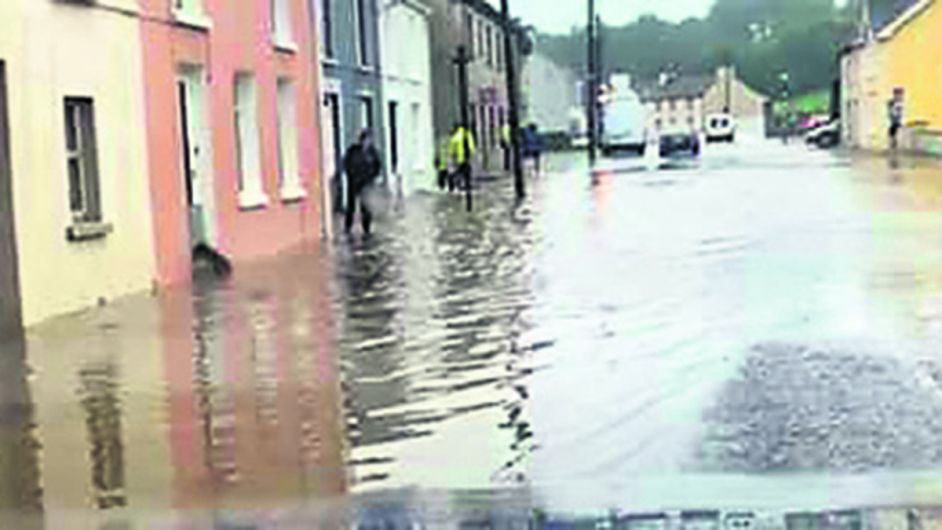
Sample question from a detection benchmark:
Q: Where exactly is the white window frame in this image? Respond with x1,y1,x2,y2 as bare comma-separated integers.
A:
233,73,268,209
354,0,371,67
276,78,304,201
271,0,296,52
358,93,374,132
64,97,102,224
172,0,212,30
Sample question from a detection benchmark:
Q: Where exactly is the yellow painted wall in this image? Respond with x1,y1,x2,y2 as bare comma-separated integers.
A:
885,0,942,131
0,0,157,326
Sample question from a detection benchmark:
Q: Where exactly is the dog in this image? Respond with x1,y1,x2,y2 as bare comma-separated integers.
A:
192,243,233,278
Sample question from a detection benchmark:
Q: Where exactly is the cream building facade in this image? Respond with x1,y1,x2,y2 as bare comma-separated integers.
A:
0,0,155,328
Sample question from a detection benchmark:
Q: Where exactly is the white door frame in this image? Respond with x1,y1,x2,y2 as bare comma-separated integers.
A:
177,65,218,247
320,78,343,237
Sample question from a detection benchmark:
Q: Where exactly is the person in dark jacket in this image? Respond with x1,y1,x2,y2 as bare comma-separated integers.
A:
343,129,382,235
522,123,544,175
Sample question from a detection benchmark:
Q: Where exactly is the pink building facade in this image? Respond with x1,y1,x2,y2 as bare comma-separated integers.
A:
140,0,324,285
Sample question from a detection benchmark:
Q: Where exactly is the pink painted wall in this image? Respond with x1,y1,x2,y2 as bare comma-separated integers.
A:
140,0,324,285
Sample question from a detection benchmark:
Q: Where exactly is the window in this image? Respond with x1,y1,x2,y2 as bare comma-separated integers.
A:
355,0,370,66
495,28,503,70
466,15,475,56
669,99,677,111
271,0,294,49
64,98,102,224
234,73,266,208
485,25,492,67
276,78,303,200
172,0,209,28
320,0,334,59
686,98,694,110
359,95,374,132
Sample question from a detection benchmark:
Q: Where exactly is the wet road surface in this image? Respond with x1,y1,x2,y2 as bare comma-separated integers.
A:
5,138,942,525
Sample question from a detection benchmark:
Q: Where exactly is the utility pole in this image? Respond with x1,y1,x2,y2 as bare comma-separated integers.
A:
500,0,525,201
586,0,597,166
455,44,473,211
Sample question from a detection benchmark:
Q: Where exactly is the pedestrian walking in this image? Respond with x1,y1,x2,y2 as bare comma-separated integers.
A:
435,136,450,191
522,123,544,175
343,129,382,235
448,123,476,192
888,92,904,151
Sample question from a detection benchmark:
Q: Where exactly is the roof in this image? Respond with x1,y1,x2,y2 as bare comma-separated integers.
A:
459,0,533,52
633,75,715,102
869,0,921,33
875,0,933,39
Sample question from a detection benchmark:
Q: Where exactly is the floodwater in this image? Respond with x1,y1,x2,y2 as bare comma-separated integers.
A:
6,138,942,526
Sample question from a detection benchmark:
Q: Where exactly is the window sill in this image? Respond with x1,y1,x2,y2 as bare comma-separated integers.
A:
66,221,113,243
238,190,270,211
172,9,213,32
280,184,307,203
273,39,298,54
355,64,376,74
321,57,340,67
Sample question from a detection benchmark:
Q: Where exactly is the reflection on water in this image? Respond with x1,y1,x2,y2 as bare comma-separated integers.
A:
333,182,538,489
0,338,42,528
78,359,126,510
9,145,942,526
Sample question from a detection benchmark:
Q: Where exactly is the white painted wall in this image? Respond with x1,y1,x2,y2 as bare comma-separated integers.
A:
0,0,156,326
379,0,435,195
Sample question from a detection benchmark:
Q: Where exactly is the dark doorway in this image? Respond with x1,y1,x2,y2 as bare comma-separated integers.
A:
388,101,399,174
0,61,23,338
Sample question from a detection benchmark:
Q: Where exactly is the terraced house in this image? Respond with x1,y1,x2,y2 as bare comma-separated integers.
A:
140,0,325,285
317,0,387,212
0,0,156,331
428,0,532,175
842,0,942,154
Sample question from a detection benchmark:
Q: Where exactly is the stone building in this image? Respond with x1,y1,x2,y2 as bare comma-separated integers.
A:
428,0,531,174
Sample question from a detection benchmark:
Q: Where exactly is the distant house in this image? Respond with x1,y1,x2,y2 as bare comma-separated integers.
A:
428,0,531,174
634,66,767,137
841,0,940,154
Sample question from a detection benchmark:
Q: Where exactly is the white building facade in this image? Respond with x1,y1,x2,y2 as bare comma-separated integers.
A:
379,0,436,196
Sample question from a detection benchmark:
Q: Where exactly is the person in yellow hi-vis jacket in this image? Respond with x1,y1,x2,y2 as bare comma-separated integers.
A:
448,124,476,192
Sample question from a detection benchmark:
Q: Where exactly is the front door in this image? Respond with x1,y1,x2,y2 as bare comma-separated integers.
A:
0,61,22,337
388,101,399,192
177,68,216,247
322,92,343,215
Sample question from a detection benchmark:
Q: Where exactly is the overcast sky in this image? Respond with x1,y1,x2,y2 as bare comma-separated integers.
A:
502,0,714,34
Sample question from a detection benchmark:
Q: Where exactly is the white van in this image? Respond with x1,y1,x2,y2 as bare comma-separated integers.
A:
705,113,736,143
601,75,647,157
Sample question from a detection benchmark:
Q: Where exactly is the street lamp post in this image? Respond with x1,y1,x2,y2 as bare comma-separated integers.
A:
455,44,473,212
500,0,525,201
586,0,598,166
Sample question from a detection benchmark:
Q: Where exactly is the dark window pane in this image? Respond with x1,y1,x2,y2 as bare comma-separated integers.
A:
68,158,83,213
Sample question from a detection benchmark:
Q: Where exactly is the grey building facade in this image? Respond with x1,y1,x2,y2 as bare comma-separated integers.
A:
428,0,531,174
318,0,388,209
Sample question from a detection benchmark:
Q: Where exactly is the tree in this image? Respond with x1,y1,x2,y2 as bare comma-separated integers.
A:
536,0,851,97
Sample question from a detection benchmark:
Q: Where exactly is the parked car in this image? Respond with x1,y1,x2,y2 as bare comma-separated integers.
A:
805,119,841,149
659,127,701,158
705,113,736,143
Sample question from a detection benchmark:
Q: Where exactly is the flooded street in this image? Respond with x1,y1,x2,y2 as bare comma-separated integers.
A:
6,138,942,526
